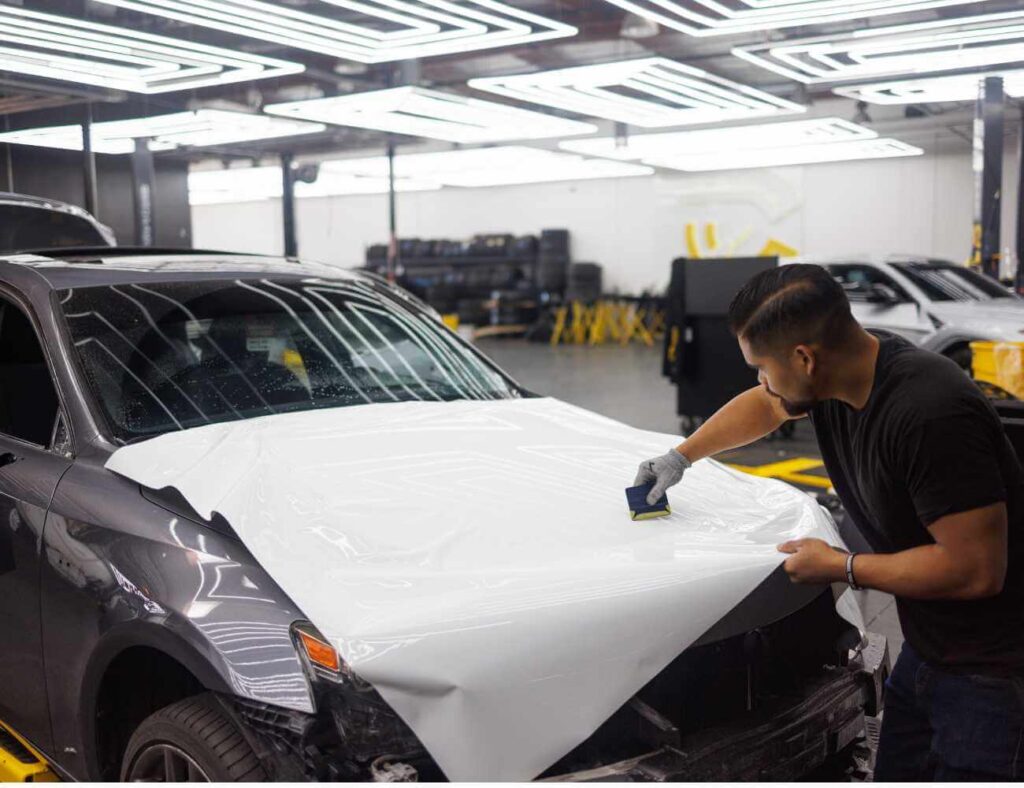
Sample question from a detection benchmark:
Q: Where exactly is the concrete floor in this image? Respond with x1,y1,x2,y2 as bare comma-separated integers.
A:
479,338,904,658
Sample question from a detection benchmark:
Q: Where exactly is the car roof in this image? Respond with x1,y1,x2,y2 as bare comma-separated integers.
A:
0,248,364,290
0,191,89,214
793,254,956,267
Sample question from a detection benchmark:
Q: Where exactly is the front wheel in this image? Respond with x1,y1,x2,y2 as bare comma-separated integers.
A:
945,344,973,373
121,693,266,782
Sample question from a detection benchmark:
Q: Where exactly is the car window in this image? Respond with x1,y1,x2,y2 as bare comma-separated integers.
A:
51,412,73,458
59,277,522,444
0,205,107,252
827,264,912,302
890,262,1015,301
0,298,61,446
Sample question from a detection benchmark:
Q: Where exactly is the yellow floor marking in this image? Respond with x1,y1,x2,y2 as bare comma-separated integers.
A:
729,457,834,490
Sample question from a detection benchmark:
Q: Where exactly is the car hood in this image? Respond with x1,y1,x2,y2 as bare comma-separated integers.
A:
107,397,852,781
929,300,1024,340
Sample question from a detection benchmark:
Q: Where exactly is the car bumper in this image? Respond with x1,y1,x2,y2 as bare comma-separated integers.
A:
544,632,889,782
225,631,888,782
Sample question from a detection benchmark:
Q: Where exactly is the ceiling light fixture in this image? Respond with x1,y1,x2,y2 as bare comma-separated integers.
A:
600,0,995,37
321,147,654,188
621,12,660,39
733,10,1024,84
559,117,875,160
835,70,1024,104
265,86,596,144
558,116,921,171
188,166,442,206
91,0,577,63
468,58,803,128
0,111,325,154
646,138,923,172
0,4,303,94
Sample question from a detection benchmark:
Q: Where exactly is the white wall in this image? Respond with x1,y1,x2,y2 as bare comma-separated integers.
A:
193,149,1013,293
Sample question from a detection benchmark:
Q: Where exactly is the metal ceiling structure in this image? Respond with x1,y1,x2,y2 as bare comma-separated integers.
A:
0,0,1020,164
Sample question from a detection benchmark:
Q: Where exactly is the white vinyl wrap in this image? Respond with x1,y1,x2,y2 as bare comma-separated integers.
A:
106,397,852,781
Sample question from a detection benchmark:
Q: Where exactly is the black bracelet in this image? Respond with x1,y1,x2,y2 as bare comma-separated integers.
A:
845,552,862,591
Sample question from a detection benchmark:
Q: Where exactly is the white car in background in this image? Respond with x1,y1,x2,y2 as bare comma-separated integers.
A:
806,256,1024,369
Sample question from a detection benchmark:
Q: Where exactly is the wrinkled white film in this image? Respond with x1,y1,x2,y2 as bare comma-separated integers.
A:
107,397,848,780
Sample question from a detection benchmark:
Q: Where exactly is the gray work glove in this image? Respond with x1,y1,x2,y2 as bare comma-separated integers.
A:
634,449,692,505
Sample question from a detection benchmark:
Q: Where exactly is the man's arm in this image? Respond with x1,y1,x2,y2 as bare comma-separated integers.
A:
779,502,1008,600
677,385,801,463
634,386,798,503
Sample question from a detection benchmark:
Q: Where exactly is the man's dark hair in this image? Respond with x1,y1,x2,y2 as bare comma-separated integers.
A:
727,264,857,352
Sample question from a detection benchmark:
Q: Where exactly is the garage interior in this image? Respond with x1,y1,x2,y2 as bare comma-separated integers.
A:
1,0,1024,782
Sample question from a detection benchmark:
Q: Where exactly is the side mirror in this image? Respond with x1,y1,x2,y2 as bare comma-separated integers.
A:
866,283,902,305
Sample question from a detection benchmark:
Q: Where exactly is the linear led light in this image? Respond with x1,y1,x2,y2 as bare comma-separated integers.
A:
321,147,654,188
734,11,1024,85
0,111,325,155
188,166,441,206
265,87,596,144
468,58,803,128
646,138,923,172
91,0,577,63
0,4,302,94
835,70,1024,104
559,117,875,160
600,0,994,37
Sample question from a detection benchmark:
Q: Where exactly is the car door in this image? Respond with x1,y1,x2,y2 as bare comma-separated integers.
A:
0,293,72,751
828,263,931,343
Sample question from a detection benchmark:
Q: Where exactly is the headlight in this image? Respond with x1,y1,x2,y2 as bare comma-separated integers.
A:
292,621,344,681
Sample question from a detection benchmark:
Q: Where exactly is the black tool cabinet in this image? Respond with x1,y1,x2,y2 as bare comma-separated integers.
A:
663,257,778,432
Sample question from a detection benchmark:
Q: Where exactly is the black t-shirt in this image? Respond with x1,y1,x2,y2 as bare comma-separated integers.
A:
809,331,1024,674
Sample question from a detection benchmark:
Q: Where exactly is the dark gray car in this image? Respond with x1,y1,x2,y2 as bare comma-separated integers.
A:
0,247,886,782
0,192,116,252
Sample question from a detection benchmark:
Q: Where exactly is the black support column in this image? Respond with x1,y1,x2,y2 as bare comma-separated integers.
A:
1016,106,1024,294
281,152,298,258
972,76,1004,280
386,138,398,283
130,138,156,247
81,103,98,217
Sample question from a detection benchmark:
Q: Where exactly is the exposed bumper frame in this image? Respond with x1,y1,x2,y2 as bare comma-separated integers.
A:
223,632,888,782
544,632,889,782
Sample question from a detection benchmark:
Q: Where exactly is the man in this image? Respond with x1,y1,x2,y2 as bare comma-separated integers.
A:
635,264,1024,781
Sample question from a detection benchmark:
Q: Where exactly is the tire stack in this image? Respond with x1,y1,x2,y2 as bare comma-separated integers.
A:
536,229,570,296
565,262,603,303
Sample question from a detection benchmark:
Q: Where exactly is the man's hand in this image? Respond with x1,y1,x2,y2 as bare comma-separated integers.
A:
778,538,847,585
634,449,691,505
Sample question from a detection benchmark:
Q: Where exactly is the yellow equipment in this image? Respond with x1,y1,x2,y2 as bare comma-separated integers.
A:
550,299,668,348
972,341,1024,399
0,720,57,782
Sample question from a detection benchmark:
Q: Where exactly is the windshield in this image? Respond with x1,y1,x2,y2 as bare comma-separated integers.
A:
60,277,521,443
0,204,108,252
891,262,1016,302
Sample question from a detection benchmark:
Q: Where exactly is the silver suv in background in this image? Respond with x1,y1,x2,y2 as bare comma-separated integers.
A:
0,192,115,252
803,256,1023,369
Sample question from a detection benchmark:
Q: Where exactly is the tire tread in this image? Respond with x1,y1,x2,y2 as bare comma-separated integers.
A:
120,693,267,782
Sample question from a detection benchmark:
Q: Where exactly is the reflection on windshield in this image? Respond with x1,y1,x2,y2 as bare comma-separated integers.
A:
892,263,1015,302
61,277,520,443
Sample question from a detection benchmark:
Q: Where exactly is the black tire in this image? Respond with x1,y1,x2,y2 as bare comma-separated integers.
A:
945,344,973,373
120,693,267,782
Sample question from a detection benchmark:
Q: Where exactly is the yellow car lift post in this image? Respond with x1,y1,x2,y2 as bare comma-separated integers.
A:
0,721,57,782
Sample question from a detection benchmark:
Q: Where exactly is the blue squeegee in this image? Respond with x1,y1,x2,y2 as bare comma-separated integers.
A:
625,483,671,521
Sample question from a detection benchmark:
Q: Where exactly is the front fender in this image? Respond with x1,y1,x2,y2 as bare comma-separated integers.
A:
919,327,979,355
77,619,237,779
41,460,315,779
